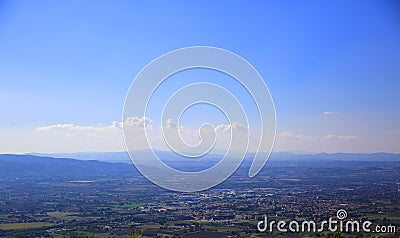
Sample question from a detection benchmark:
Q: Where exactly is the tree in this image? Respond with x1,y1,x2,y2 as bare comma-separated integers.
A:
328,231,345,238
127,227,146,238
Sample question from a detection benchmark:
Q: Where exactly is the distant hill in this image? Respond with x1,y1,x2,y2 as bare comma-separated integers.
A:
30,151,132,163
266,152,400,161
0,154,137,182
29,151,400,164
1,152,399,182
30,150,223,164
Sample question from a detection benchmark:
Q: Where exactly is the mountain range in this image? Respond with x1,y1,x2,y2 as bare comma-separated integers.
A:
1,152,399,182
29,151,400,164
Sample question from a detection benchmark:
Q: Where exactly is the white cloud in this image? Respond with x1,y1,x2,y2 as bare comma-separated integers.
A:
34,118,361,154
324,134,357,140
165,119,177,129
1,112,394,153
159,120,250,150
36,122,121,132
35,114,364,153
277,131,357,140
273,131,361,153
324,111,337,115
123,116,153,129
35,117,252,153
215,122,248,132
35,116,154,132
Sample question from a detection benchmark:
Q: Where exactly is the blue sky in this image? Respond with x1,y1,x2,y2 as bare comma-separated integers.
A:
0,0,399,153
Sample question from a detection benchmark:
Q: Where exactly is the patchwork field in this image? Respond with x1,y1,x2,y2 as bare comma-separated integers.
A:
0,222,54,230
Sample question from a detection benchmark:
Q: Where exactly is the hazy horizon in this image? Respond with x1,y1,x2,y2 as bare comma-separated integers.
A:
4,150,399,157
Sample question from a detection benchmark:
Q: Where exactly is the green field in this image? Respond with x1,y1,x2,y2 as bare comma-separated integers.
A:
361,214,400,221
0,222,54,230
47,211,80,221
114,203,145,209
